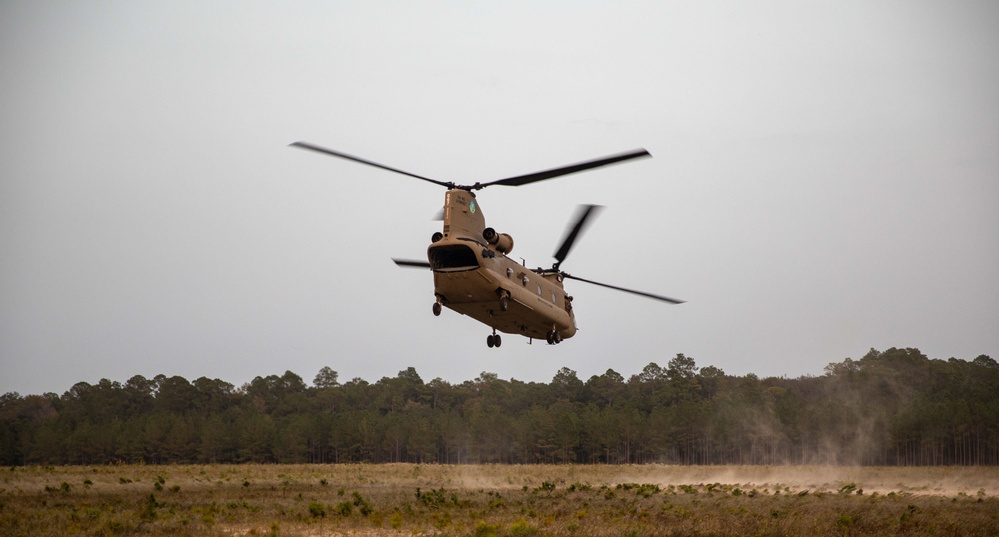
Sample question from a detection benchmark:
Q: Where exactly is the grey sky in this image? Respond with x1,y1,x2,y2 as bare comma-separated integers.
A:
2,1,997,396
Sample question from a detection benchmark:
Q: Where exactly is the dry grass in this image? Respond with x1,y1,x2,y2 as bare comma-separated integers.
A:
1,464,997,536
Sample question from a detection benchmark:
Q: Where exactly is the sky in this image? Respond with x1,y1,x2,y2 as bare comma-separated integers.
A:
2,1,997,396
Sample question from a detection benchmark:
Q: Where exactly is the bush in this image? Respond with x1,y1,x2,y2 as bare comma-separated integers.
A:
509,518,539,536
334,501,352,516
308,501,326,518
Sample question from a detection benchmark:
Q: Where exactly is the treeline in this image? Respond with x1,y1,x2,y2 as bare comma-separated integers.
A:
2,347,997,466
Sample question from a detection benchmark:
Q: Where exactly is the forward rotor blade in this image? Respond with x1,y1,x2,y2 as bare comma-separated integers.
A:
291,141,454,188
562,273,685,304
553,204,603,267
393,258,432,269
481,149,651,188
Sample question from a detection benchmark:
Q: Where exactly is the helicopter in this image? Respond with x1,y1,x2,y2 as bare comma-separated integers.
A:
291,141,684,348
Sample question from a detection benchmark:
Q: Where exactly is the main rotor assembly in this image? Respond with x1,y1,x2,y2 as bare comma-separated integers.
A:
290,141,684,305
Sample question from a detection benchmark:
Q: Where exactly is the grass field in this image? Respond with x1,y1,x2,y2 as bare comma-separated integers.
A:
2,464,997,536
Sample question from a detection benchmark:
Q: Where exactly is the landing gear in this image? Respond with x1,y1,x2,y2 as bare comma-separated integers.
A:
546,329,562,345
432,302,442,316
486,330,502,348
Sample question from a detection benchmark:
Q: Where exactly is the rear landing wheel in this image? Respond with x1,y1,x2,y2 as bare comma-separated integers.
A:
494,334,502,347
432,302,442,316
546,330,562,345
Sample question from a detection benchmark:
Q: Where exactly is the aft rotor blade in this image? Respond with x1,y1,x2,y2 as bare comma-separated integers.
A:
562,273,685,304
481,149,651,188
393,258,432,269
291,141,454,188
553,204,603,267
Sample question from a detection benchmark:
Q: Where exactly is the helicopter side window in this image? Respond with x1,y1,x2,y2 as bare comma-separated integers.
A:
537,284,542,296
552,292,557,303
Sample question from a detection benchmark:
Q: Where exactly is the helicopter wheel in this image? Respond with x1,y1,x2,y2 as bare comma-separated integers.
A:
432,302,442,316
487,331,502,348
546,330,562,345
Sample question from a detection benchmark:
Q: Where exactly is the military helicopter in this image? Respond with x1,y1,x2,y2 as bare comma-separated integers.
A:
291,141,683,348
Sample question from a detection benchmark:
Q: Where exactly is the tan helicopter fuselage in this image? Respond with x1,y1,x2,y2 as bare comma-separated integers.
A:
427,189,577,341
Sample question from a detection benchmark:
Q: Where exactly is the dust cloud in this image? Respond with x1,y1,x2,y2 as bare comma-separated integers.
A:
422,464,998,497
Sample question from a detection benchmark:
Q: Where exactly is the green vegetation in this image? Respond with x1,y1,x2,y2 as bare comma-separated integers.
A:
0,464,996,536
2,348,997,466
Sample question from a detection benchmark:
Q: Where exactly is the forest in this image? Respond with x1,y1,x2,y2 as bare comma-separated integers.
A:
2,347,997,467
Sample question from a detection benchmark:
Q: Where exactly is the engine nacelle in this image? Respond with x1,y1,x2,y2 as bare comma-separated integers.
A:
482,227,514,255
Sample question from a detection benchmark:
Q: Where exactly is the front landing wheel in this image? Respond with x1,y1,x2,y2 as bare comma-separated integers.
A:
487,333,502,348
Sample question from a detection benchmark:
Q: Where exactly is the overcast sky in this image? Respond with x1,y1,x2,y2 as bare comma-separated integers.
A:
2,1,997,396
